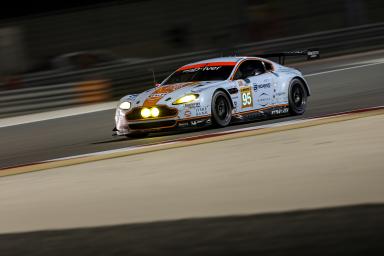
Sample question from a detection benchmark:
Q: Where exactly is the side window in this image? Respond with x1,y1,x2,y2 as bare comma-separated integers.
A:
234,60,266,80
263,61,274,72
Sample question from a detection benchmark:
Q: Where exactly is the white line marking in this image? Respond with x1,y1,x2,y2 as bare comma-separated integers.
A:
0,101,117,128
48,141,178,162
1,105,382,171
304,62,384,77
7,106,380,169
4,118,312,169
332,58,384,68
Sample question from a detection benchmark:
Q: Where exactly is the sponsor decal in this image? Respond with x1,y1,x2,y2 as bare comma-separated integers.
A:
185,102,201,108
190,119,209,126
258,83,271,89
196,106,209,116
184,109,192,118
240,86,253,108
182,67,220,73
257,93,271,107
179,118,210,128
271,108,289,115
253,82,271,91
276,92,286,96
183,103,208,116
149,93,167,98
238,80,245,87
177,62,237,71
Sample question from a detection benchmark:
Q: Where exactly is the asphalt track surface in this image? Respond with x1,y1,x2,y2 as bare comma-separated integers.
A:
0,50,384,169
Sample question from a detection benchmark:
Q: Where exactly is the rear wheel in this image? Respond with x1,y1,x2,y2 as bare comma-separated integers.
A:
288,79,308,115
211,91,232,127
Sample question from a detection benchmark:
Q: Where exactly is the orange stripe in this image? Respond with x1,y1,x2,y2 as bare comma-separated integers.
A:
142,82,198,107
177,62,237,71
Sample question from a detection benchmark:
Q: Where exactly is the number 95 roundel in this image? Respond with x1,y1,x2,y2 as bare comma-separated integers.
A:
240,86,253,108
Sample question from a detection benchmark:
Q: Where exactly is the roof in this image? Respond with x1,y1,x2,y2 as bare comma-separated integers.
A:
185,57,244,66
177,56,273,71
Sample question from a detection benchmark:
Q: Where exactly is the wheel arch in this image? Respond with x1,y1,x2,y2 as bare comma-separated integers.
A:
213,88,234,108
291,76,311,96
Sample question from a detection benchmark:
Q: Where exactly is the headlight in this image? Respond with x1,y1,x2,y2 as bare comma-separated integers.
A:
119,101,131,110
141,108,151,118
172,94,199,105
140,107,160,118
151,107,160,117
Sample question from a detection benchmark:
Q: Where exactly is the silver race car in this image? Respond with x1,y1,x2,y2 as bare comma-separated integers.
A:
114,49,319,137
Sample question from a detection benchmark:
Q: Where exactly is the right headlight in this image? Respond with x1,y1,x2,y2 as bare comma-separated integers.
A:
119,101,131,110
172,94,199,105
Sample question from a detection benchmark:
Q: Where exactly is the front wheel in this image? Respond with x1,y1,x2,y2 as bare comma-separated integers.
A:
288,79,308,115
211,91,232,127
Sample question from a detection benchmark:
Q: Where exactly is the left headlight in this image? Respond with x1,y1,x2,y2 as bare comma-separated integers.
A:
119,101,131,110
172,94,199,105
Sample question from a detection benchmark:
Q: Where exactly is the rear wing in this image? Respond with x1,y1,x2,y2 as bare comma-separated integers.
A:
257,49,320,65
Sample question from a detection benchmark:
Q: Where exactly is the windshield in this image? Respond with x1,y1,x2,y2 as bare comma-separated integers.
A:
163,62,236,85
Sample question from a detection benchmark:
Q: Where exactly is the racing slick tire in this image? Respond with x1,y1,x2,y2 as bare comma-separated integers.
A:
125,132,148,138
211,90,232,127
288,79,307,115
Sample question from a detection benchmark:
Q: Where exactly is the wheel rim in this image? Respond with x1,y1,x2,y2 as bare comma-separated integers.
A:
292,85,305,108
215,96,230,121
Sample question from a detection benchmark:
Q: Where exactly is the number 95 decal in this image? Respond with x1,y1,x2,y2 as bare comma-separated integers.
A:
240,86,253,108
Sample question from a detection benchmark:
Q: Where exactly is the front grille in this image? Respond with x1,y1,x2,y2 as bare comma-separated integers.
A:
126,105,178,121
129,120,177,130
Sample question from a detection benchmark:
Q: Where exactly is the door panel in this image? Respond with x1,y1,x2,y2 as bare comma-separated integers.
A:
247,73,275,109
232,59,276,113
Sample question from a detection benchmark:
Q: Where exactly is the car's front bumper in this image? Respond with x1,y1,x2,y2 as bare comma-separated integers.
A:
114,100,212,135
114,111,211,135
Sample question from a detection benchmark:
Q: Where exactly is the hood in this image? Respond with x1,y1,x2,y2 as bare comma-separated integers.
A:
133,81,221,107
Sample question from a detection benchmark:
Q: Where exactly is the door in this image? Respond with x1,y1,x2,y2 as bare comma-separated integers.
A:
249,73,274,109
233,59,275,112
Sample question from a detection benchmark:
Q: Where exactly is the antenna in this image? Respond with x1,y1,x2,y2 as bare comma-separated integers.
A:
233,47,238,57
149,68,157,85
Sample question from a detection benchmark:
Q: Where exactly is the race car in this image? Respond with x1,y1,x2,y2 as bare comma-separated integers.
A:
114,49,319,137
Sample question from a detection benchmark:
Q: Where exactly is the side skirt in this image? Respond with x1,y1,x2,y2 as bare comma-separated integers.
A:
233,105,290,122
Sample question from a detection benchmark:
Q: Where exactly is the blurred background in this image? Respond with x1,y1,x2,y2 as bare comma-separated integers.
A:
1,3,384,254
0,0,383,117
